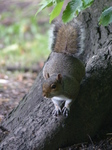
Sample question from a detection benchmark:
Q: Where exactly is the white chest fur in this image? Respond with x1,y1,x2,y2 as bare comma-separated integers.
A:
51,95,72,112
52,95,69,101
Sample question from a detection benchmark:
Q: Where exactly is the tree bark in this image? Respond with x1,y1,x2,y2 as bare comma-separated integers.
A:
0,0,112,149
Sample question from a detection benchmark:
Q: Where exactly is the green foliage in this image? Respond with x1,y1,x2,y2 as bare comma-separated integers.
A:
82,0,94,9
37,0,112,26
62,0,94,22
35,0,53,16
99,7,112,26
37,0,94,23
49,1,64,23
62,0,82,23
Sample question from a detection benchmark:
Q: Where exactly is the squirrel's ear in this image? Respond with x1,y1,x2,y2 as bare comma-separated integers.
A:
45,73,50,79
57,74,62,83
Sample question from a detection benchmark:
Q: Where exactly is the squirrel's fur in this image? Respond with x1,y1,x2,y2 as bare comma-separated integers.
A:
42,20,85,117
50,20,85,56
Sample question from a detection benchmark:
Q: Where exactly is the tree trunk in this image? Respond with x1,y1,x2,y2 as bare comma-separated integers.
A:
0,0,112,149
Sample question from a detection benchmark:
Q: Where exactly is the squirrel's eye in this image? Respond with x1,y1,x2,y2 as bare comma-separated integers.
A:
51,84,56,89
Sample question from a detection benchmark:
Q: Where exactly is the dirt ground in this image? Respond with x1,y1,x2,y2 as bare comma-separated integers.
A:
0,71,37,122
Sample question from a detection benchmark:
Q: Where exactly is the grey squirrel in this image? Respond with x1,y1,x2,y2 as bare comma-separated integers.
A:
42,20,85,117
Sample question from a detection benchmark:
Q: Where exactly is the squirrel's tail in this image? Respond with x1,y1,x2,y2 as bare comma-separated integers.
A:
49,20,85,56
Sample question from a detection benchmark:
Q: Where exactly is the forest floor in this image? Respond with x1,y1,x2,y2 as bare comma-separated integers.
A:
0,71,38,122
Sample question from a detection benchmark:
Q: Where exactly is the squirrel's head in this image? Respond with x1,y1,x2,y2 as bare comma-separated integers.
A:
42,73,62,98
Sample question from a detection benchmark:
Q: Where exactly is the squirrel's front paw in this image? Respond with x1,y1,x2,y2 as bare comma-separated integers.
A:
62,107,69,117
52,108,62,116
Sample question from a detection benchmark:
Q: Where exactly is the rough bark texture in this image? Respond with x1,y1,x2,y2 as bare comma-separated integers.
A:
0,0,112,149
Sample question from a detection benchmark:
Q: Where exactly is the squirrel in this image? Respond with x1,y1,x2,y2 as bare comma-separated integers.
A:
42,20,85,117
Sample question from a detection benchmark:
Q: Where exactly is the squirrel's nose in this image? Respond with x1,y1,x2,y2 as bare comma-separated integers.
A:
43,93,48,98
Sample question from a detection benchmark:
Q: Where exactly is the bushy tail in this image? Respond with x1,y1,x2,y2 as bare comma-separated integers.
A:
49,20,85,56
